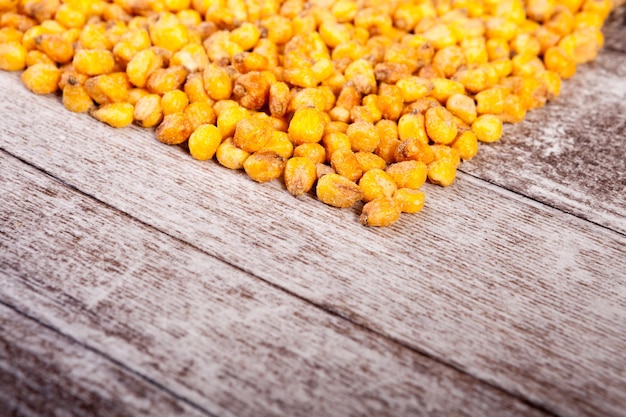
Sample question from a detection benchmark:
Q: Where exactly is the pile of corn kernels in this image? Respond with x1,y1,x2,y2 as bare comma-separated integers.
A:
0,0,615,226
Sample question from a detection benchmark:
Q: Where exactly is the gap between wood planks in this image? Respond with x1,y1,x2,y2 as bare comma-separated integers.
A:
0,148,560,417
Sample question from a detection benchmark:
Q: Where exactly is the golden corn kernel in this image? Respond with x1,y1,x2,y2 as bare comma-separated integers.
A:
0,41,26,70
203,63,232,101
126,48,164,88
261,130,293,159
155,112,193,144
431,145,460,167
322,132,351,162
284,156,316,197
386,160,428,190
22,0,59,23
184,101,216,131
231,116,273,153
430,77,465,103
427,159,457,187
216,104,248,138
445,93,476,125
475,87,506,115
90,102,134,128
233,71,270,110
293,142,326,165
183,72,210,103
268,81,290,118
229,22,260,50
394,137,435,164
396,76,433,102
538,70,562,101
330,148,363,183
393,188,425,214
360,197,401,227
346,120,379,153
188,124,222,161
544,46,576,79
146,65,188,94
21,62,59,94
316,173,363,208
62,84,93,113
432,45,466,78
0,28,23,44
73,49,115,76
149,13,189,52
451,130,479,160
84,73,131,104
161,89,189,115
216,137,250,170
472,114,503,143
374,119,400,164
243,151,285,183
425,106,457,145
499,93,527,124
134,94,163,128
344,59,377,95
113,29,151,63
354,152,386,173
358,168,397,203
288,107,325,145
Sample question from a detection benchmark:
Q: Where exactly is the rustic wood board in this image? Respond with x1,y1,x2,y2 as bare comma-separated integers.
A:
605,4,626,52
0,152,548,417
1,60,626,417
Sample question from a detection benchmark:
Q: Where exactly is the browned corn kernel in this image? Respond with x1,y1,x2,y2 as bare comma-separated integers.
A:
393,188,425,213
268,81,290,118
360,197,401,227
22,0,60,23
394,137,435,164
288,107,325,145
90,102,134,128
233,116,273,153
62,84,93,113
358,168,397,203
184,101,216,131
427,159,457,187
451,130,479,160
361,95,382,123
376,84,404,121
155,112,193,145
232,71,270,110
316,173,363,208
216,104,248,138
34,33,73,64
146,65,188,94
149,12,189,52
386,160,428,190
161,89,189,115
293,143,326,165
396,76,433,102
188,124,222,160
0,41,26,70
475,87,506,115
260,130,293,159
499,94,527,123
374,119,400,164
133,94,163,128
432,45,466,78
21,62,59,94
182,73,208,103
289,87,336,113
84,73,131,104
73,49,115,76
544,46,577,79
25,49,54,67
322,132,351,162
425,106,458,145
430,77,466,103
126,48,164,89
344,59,377,95
445,93,477,125
330,148,363,183
216,137,250,170
346,120,379,153
284,156,316,197
354,152,386,173
472,114,503,143
538,70,562,101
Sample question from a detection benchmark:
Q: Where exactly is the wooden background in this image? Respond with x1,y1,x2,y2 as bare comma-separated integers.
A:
1,6,625,417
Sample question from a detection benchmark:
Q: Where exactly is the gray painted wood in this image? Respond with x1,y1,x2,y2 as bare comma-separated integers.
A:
605,5,626,52
1,67,625,417
0,152,548,417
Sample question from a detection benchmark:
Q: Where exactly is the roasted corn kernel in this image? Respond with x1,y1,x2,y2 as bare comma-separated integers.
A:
360,197,401,227
90,102,134,128
316,173,363,208
284,156,316,197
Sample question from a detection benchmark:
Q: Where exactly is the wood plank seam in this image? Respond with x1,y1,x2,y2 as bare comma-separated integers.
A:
0,148,563,417
458,169,626,238
0,297,219,417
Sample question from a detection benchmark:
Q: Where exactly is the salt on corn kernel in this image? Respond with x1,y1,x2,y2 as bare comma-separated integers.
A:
284,156,317,197
359,169,397,203
288,107,326,146
360,197,401,227
21,62,60,94
155,112,193,145
316,173,363,209
90,102,134,128
233,116,273,153
393,188,426,214
472,114,504,143
134,94,163,128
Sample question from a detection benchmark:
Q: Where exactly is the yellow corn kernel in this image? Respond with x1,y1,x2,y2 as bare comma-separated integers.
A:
486,38,510,61
512,53,546,78
57,67,87,90
293,143,326,165
229,22,260,50
427,159,457,187
346,120,379,153
499,93,527,123
232,116,273,153
432,45,466,78
155,112,193,144
90,102,134,128
445,93,477,125
393,188,425,214
216,104,248,138
78,23,111,50
430,77,465,103
431,145,460,167
84,73,131,104
232,71,270,110
146,65,188,95
0,41,26,70
358,168,397,203
149,13,189,52
360,197,401,227
266,81,289,118
510,33,541,57
475,87,506,115
472,114,503,143
396,76,433,102
126,48,164,88
112,29,151,63
216,137,250,170
316,173,363,208
544,46,576,79
22,0,59,23
354,152,386,173
451,130,479,160
425,106,457,145
322,132,351,162
62,84,94,113
0,28,23,44
538,70,562,101
133,94,163,128
330,148,363,183
332,0,358,22
73,49,115,76
188,124,222,161
344,59,377,95
288,107,325,146
165,0,191,12
21,62,59,94
184,101,216,131
161,89,189,115
203,63,232,101
386,160,428,190
183,72,210,103
261,130,293,159
361,94,382,123
243,151,285,183
260,15,292,45
394,136,435,164
284,156,316,197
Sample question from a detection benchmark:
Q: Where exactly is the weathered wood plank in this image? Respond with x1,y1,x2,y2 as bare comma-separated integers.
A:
0,152,548,417
0,302,209,417
461,49,626,233
1,70,625,417
605,5,626,52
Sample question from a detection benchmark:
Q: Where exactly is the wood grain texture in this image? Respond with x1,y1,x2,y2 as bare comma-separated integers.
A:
0,152,548,417
1,67,625,417
461,49,626,233
605,5,626,53
0,302,207,417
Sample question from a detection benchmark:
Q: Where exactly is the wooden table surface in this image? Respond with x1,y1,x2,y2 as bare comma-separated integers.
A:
1,7,625,417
